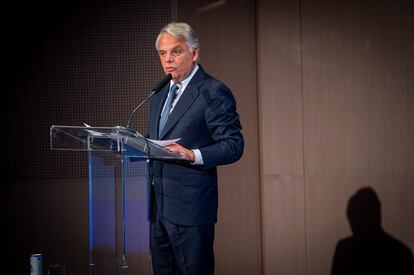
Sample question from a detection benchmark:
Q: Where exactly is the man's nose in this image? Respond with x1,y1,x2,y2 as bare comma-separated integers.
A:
165,53,174,62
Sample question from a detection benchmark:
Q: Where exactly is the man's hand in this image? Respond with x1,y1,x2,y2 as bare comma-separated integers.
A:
164,143,195,162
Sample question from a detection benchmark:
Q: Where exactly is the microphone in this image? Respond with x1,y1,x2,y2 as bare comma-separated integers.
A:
126,73,172,129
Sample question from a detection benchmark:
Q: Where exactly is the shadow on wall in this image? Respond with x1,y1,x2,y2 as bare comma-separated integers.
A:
331,187,414,275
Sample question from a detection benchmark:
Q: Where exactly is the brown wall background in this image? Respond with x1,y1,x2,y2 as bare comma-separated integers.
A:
6,0,414,274
177,0,263,274
257,0,414,274
178,0,414,274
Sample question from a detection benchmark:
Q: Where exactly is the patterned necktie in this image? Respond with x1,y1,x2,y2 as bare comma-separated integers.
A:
159,84,179,136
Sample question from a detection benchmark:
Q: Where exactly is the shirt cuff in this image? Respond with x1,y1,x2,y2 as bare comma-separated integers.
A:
192,149,204,165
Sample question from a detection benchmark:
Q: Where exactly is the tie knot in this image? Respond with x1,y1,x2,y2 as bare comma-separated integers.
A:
170,84,180,95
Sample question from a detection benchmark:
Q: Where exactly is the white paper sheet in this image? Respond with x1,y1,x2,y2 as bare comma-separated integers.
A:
148,138,181,147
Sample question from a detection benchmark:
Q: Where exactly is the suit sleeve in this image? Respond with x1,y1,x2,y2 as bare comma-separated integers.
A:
199,84,244,169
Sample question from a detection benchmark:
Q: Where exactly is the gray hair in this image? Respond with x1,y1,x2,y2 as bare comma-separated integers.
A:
155,22,200,54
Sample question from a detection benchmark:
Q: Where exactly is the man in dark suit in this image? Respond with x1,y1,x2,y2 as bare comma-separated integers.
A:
148,22,244,275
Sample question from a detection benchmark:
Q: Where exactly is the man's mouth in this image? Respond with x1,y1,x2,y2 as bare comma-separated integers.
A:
165,67,175,72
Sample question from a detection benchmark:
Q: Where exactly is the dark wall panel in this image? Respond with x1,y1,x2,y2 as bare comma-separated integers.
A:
6,1,171,274
7,0,171,181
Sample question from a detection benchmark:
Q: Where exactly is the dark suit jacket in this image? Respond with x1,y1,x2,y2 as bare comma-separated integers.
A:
148,66,244,226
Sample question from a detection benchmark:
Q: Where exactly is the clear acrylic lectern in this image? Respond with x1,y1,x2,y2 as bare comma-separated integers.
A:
50,125,184,275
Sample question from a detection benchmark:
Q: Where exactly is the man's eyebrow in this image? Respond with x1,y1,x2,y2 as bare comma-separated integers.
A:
159,46,183,52
172,46,183,51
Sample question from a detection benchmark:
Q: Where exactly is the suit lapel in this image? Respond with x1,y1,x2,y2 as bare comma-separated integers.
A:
159,68,205,139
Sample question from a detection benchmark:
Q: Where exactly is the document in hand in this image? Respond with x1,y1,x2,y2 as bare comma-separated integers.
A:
147,138,181,147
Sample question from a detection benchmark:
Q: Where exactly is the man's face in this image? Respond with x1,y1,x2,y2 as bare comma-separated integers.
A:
157,33,198,83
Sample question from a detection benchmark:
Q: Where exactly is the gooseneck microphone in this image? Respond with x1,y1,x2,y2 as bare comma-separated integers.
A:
126,73,172,129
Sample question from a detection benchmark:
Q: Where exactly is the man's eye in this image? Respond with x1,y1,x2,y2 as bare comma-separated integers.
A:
172,50,181,56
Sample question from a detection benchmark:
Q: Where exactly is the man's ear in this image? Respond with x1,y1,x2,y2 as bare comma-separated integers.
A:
192,48,199,62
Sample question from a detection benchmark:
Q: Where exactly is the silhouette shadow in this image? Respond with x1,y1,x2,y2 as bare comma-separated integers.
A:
331,187,414,275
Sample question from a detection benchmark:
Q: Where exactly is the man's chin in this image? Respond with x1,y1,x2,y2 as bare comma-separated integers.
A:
171,74,181,82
